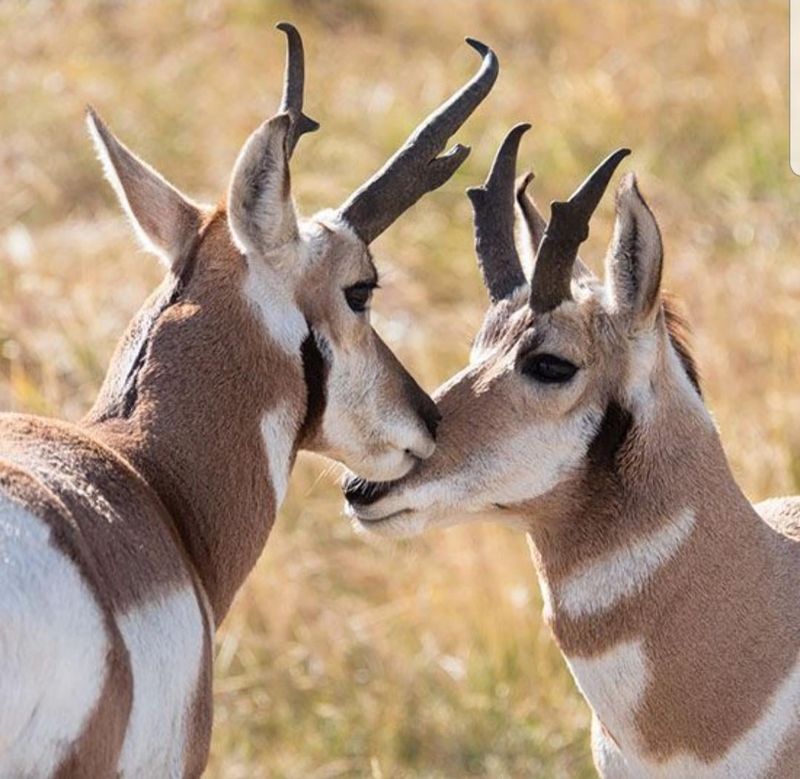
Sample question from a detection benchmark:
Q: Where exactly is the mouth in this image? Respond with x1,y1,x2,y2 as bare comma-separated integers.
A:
341,474,411,524
342,475,394,506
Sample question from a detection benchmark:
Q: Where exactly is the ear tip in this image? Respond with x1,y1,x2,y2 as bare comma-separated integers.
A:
616,170,641,200
84,106,112,148
464,37,488,54
85,104,102,130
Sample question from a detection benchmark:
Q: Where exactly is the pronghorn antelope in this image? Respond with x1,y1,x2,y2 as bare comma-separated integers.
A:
0,25,498,778
345,125,800,777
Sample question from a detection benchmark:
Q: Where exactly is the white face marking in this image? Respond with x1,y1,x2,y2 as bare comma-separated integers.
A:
117,586,207,778
555,508,696,620
260,402,298,507
352,406,601,534
0,497,108,776
243,256,308,356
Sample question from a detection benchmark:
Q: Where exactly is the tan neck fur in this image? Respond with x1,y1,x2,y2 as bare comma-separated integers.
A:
85,213,308,623
525,383,800,767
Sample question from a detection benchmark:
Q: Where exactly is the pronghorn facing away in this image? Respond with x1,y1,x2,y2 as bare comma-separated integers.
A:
346,126,800,777
0,26,498,778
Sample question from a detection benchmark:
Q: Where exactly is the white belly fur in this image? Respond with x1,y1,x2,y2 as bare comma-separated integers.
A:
0,498,109,777
117,586,207,778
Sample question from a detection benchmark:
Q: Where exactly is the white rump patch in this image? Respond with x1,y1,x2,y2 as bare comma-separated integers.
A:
0,497,108,776
260,402,297,507
556,508,696,619
117,586,206,778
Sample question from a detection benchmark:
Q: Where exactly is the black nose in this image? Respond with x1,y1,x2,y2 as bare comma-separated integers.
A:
418,395,441,440
343,476,392,507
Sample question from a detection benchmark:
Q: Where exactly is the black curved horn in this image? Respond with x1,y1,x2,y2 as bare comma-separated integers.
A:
530,148,630,314
276,22,320,156
339,38,499,245
467,123,530,302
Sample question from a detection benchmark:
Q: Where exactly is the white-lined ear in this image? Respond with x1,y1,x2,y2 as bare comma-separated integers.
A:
604,173,663,329
86,107,202,267
227,113,298,260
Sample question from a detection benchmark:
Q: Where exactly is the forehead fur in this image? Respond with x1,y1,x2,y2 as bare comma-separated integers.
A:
472,279,700,396
301,214,376,279
474,281,609,359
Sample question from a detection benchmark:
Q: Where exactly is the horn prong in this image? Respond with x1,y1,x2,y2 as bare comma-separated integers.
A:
339,38,499,245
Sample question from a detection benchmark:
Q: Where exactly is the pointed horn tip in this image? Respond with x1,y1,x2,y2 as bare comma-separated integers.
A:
500,123,532,153
610,147,632,166
275,21,298,35
464,37,498,66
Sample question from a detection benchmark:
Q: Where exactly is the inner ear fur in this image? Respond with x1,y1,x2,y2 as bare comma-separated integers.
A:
86,108,202,267
604,172,663,329
227,113,299,259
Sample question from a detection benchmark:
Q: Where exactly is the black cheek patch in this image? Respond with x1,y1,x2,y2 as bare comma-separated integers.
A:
297,325,329,446
587,400,634,472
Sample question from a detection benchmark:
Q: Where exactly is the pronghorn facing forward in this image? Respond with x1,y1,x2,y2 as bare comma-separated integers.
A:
0,26,498,778
346,126,800,777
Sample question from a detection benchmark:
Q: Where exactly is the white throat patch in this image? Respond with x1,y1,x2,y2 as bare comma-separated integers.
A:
242,258,308,356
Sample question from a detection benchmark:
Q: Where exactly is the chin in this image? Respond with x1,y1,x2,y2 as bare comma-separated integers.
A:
346,504,431,539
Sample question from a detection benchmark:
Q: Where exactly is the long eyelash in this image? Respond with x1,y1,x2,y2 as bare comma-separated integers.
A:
347,280,378,292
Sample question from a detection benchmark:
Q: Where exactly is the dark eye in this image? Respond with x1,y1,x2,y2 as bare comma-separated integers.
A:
521,353,579,384
344,283,374,313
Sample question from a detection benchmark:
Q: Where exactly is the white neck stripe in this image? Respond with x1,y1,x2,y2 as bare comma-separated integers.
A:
555,507,696,619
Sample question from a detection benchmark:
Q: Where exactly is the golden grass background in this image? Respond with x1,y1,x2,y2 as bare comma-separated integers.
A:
1,1,798,776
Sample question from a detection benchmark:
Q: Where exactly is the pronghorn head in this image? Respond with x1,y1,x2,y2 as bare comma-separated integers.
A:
345,124,708,534
86,25,498,482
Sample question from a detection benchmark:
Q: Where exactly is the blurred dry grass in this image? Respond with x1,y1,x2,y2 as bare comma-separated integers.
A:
1,1,798,776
